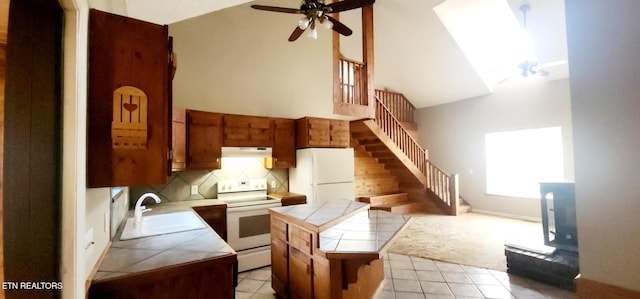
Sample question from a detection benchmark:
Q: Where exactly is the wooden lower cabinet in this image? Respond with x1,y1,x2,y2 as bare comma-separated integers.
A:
193,205,227,241
270,214,384,299
289,248,313,299
89,254,236,299
271,238,289,296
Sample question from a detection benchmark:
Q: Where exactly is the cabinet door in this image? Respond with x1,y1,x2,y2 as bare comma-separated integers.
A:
298,117,331,148
271,238,289,297
268,118,296,169
87,9,171,187
171,108,186,171
289,248,313,299
223,115,273,147
187,110,223,169
330,120,350,147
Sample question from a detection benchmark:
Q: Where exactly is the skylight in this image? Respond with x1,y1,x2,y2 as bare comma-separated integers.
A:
434,0,532,87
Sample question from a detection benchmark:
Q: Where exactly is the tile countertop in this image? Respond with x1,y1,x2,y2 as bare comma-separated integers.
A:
93,199,235,282
269,199,370,232
319,209,412,257
269,199,412,258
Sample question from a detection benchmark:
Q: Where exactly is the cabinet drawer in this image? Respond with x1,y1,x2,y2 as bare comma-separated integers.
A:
271,217,288,241
289,225,313,255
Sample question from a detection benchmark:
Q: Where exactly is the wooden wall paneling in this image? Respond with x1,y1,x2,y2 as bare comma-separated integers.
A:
3,0,62,297
0,0,7,293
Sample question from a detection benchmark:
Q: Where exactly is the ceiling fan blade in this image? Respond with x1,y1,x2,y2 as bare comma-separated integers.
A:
326,15,353,36
250,5,301,14
326,0,375,13
288,27,306,42
531,68,550,76
537,60,568,69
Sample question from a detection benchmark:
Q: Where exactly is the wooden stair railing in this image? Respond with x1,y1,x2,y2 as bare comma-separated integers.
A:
374,90,415,124
337,57,461,215
374,98,427,177
339,57,368,106
373,92,461,215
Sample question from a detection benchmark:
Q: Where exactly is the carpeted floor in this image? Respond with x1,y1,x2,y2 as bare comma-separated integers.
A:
388,212,547,271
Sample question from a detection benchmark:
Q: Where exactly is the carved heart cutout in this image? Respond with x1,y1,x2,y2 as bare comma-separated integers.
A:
123,103,138,112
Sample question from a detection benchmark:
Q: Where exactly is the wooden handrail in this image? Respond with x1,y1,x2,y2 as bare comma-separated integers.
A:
374,95,460,215
338,57,460,214
374,98,427,175
375,90,415,124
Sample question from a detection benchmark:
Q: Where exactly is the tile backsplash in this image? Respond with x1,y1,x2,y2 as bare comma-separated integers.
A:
130,157,288,205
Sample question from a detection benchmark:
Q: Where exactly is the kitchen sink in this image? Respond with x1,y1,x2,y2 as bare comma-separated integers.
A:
120,211,206,240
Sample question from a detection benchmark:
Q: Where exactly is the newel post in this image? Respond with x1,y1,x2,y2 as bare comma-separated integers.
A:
449,174,460,216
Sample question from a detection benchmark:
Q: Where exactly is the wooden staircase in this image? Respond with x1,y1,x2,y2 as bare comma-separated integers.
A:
336,57,467,215
352,121,447,214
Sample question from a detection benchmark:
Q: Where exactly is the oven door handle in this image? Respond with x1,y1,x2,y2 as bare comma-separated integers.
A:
227,203,281,213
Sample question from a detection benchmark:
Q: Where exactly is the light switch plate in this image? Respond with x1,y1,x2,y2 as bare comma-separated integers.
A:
191,185,198,195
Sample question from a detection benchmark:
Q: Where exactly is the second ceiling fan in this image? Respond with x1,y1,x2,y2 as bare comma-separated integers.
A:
251,0,375,42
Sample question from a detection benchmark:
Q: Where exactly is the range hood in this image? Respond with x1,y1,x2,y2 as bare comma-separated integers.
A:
221,147,272,158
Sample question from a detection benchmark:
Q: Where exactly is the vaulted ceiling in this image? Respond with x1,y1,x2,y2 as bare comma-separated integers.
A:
123,0,568,108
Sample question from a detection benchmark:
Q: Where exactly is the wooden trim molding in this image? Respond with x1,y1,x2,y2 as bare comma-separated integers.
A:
576,276,640,299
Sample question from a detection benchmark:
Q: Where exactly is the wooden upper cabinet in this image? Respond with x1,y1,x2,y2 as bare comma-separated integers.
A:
296,117,350,148
87,9,171,187
171,108,186,172
223,114,273,147
266,118,296,169
187,110,223,170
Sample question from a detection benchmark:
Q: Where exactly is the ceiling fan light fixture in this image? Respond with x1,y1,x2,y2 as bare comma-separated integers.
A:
321,16,333,29
298,17,311,30
307,26,318,39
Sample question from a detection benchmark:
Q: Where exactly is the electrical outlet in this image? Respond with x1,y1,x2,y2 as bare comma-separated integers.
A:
270,180,276,188
191,185,198,195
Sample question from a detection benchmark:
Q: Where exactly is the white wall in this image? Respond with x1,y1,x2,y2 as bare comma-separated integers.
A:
565,0,640,291
84,188,111,276
168,3,337,119
60,1,90,298
415,78,574,220
61,1,130,298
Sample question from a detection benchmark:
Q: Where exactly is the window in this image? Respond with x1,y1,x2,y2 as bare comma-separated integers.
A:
485,127,564,198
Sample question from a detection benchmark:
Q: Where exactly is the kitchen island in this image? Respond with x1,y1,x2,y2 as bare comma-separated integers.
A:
89,200,237,299
269,199,412,299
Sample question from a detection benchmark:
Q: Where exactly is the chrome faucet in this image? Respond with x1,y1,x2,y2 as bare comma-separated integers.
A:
134,193,161,227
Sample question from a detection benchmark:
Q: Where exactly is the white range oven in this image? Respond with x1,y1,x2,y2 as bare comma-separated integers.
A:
217,178,281,272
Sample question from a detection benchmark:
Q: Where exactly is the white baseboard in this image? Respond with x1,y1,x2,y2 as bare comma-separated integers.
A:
471,209,541,223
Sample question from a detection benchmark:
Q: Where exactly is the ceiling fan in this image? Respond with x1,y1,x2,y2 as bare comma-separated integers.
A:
494,3,567,83
251,0,375,42
515,4,567,78
517,4,547,77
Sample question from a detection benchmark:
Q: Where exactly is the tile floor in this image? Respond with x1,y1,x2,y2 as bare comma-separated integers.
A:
234,253,576,299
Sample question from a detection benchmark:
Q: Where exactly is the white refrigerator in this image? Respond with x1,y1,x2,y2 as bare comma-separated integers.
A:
288,148,355,204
